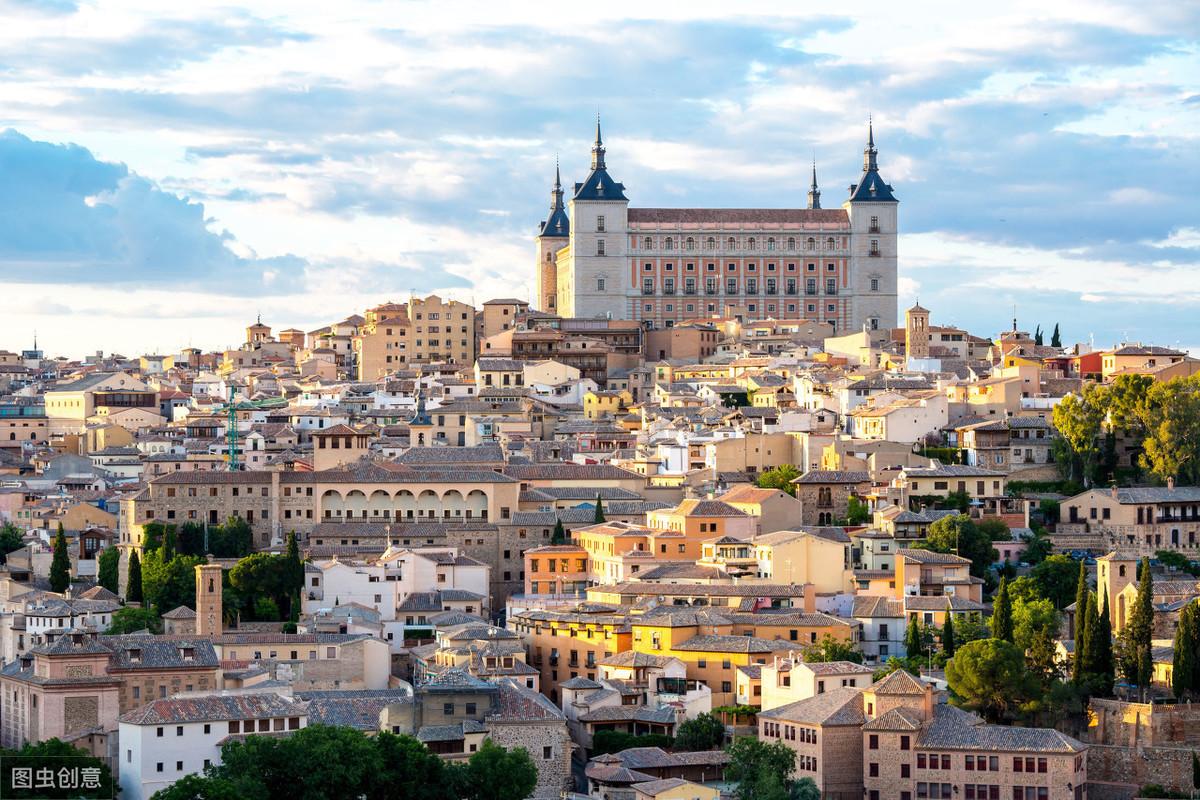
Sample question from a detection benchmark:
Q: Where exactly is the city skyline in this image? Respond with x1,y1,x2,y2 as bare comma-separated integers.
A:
1,1,1198,356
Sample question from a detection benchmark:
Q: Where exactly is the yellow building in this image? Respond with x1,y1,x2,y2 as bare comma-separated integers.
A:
1101,345,1186,381
646,499,757,540
632,779,719,800
751,529,855,595
44,372,155,436
583,389,632,420
508,607,631,702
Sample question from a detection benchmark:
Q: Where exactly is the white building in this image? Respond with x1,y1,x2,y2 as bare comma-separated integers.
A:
118,692,308,800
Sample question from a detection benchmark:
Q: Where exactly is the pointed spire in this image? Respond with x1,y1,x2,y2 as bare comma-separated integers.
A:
807,159,821,210
554,155,561,191
863,116,879,174
591,112,606,170
549,157,564,212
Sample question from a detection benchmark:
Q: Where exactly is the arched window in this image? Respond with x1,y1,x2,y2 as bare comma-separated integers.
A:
665,237,674,250
806,237,816,251
686,237,695,251
748,237,757,250
767,238,776,251
787,237,796,251
727,236,736,250
644,236,653,250
826,237,836,250
706,236,716,250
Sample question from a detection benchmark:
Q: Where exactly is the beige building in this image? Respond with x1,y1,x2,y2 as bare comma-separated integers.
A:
1058,485,1200,557
759,670,1087,800
44,372,156,435
477,298,529,342
355,295,476,379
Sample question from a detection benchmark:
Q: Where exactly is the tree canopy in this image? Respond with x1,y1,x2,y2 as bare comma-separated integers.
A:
97,546,120,594
945,638,1037,722
2,738,118,799
49,524,71,593
924,514,996,580
149,727,536,800
107,606,164,635
1030,555,1083,609
725,737,797,800
673,712,725,751
756,464,800,497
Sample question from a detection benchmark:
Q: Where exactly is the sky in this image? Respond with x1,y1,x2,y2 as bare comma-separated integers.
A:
0,0,1198,358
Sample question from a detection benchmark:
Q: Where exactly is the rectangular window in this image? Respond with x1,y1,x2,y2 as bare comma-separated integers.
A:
596,215,605,232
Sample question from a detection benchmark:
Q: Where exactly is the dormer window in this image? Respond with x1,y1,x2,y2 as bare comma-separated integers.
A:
128,648,142,663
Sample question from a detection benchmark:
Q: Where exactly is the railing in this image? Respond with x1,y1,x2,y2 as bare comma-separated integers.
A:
868,226,881,233
869,250,881,257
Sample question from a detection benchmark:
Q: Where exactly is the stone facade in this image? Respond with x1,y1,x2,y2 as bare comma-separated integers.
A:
1086,698,1200,799
487,718,573,800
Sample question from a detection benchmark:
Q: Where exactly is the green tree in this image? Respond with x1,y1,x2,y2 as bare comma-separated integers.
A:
1173,600,1199,700
945,638,1036,722
1012,597,1058,654
1091,593,1115,696
1073,560,1089,649
1139,376,1200,485
1079,592,1101,679
1031,555,1083,609
942,614,956,657
127,549,143,603
726,737,796,800
97,546,120,594
1052,387,1107,486
1073,588,1091,685
455,738,538,800
1051,323,1062,348
977,517,1010,541
803,634,863,664
1026,626,1062,689
756,464,800,497
106,606,164,635
3,738,118,799
925,514,995,580
229,553,290,620
673,712,726,750
791,778,821,800
593,494,606,523
0,522,24,564
1034,325,1043,346
371,730,458,800
150,773,242,800
283,531,304,619
1120,558,1155,698
49,523,70,593
991,577,1014,642
142,552,205,616
550,518,566,545
904,615,922,659
844,496,870,525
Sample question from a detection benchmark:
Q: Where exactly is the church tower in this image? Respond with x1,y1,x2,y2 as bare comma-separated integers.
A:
534,161,569,313
563,116,629,319
807,161,821,210
195,563,224,637
845,119,899,332
905,302,930,363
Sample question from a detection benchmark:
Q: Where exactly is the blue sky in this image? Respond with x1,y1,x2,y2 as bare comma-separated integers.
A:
0,0,1197,357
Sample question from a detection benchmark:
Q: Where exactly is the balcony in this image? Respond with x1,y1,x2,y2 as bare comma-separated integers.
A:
785,288,797,295
663,288,675,295
684,288,696,295
869,250,881,257
705,289,717,295
766,289,777,295
642,288,655,296
868,226,881,233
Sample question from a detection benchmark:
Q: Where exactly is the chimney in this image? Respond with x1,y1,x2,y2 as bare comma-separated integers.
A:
802,583,816,614
1111,485,1118,499
1168,476,1176,491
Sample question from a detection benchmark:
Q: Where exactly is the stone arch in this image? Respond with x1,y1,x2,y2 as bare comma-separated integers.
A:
442,490,466,519
416,489,440,519
465,490,488,520
321,490,345,519
394,490,417,520
368,490,391,519
344,490,368,520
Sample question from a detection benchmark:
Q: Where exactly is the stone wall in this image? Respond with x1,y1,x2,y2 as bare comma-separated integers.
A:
1088,744,1193,800
487,719,573,800
1087,699,1200,799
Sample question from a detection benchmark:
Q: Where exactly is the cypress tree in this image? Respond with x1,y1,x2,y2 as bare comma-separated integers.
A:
1051,323,1062,348
991,576,1014,642
593,494,606,523
904,615,922,658
1094,593,1115,696
1172,601,1196,700
49,523,71,594
1073,588,1091,684
1073,560,1089,650
1126,558,1155,698
1081,591,1101,675
942,613,956,657
127,550,143,604
551,519,566,545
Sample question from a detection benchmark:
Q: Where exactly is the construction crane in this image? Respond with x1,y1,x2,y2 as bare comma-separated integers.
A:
219,390,287,471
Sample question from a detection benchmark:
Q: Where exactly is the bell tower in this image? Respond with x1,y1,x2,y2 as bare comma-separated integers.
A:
195,563,224,637
905,302,930,364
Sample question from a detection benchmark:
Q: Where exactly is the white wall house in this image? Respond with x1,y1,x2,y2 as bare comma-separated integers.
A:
118,692,308,800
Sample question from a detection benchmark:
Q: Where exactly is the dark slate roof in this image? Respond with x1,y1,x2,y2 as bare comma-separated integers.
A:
396,445,505,465
793,470,870,484
489,678,565,721
102,636,219,670
297,689,412,730
872,669,929,695
670,634,781,653
162,606,197,620
119,692,306,725
578,704,677,724
917,704,1085,753
758,686,865,726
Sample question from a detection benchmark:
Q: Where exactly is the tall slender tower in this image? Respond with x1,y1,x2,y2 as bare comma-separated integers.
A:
563,116,629,319
534,159,569,312
807,161,821,210
845,118,899,332
195,563,224,637
905,302,930,363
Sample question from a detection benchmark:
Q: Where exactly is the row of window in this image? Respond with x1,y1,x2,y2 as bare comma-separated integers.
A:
643,261,838,272
634,235,848,252
598,237,881,257
637,301,847,328
641,277,844,295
